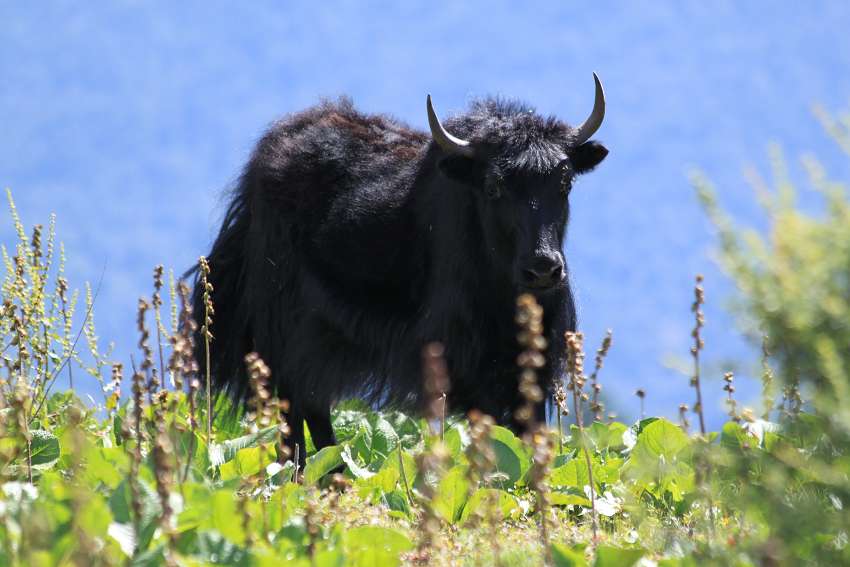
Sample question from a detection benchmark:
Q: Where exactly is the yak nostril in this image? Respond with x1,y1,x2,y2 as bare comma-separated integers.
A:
522,257,564,287
522,268,539,283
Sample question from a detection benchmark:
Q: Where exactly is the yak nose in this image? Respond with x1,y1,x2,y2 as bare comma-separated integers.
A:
521,255,565,290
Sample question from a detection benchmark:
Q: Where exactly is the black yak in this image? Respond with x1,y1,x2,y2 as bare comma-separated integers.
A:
192,75,608,460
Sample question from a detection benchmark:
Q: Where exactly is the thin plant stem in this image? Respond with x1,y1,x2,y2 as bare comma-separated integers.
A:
199,257,214,444
398,446,414,509
566,331,598,542
152,265,167,390
439,393,446,441
691,274,707,436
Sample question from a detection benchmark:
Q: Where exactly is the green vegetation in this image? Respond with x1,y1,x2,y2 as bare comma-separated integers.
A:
1,106,849,566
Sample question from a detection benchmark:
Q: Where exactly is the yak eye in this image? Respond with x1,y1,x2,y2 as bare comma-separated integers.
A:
485,182,501,199
485,173,503,199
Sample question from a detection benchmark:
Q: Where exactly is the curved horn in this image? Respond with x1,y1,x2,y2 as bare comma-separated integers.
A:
573,72,606,145
426,95,476,157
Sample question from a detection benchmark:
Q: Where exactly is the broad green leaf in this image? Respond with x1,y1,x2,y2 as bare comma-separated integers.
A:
342,445,375,480
444,426,464,461
30,429,60,466
78,493,112,537
332,408,371,444
432,465,470,524
383,489,412,518
355,466,399,497
593,546,645,567
175,483,213,533
720,421,756,450
383,411,423,449
382,447,417,486
623,418,694,501
490,425,530,487
108,478,160,551
550,455,620,490
205,490,246,545
267,482,307,530
551,542,588,567
209,424,278,466
219,444,275,481
370,414,400,461
82,446,128,488
343,526,413,567
549,491,592,507
459,488,519,524
550,458,583,488
303,445,344,485
635,419,689,457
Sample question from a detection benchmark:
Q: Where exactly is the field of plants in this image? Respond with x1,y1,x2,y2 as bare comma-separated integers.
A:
1,110,850,566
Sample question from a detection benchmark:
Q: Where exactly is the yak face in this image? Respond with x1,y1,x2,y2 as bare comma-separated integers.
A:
438,145,606,292
428,75,609,294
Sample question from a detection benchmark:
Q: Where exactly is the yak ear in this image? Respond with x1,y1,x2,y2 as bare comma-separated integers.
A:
570,141,608,175
438,154,486,187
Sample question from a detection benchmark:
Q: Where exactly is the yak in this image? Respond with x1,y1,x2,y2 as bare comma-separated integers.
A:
192,75,608,462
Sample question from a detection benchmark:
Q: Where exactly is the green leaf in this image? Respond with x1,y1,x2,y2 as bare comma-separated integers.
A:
635,418,689,457
593,546,645,567
303,445,344,485
342,526,413,567
108,478,160,551
82,446,128,488
432,465,470,524
623,418,694,501
550,458,583,488
383,411,423,449
550,455,620,491
720,421,756,450
370,414,400,462
382,447,417,486
219,444,275,481
332,408,372,444
444,426,464,461
205,490,246,545
590,421,628,452
355,466,399,497
343,444,377,480
304,420,317,455
209,424,279,466
551,542,588,567
549,491,592,508
489,426,530,487
459,488,519,524
30,429,60,466
383,489,412,518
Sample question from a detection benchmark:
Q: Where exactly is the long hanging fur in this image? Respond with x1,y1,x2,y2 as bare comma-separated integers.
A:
190,96,607,459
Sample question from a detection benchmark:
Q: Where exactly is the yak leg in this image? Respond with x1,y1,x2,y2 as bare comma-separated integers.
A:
284,410,307,468
282,407,336,470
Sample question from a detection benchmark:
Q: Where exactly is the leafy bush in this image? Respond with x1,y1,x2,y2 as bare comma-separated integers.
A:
693,104,850,564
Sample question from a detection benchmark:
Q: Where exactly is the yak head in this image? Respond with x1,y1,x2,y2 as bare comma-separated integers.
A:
427,74,608,294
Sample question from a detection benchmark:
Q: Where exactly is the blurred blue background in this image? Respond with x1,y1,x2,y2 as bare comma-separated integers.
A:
2,2,849,426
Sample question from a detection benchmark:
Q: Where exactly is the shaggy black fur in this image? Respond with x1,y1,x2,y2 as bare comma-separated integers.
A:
191,96,608,460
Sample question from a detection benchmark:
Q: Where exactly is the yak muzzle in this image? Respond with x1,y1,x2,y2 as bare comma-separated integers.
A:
520,254,565,291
